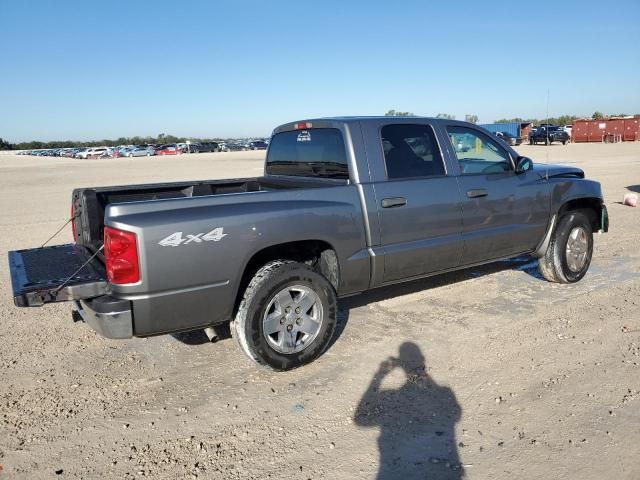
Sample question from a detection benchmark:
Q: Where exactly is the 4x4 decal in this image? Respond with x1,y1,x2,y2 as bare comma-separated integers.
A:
158,228,227,247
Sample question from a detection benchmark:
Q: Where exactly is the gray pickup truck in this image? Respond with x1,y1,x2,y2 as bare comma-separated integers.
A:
8,117,608,370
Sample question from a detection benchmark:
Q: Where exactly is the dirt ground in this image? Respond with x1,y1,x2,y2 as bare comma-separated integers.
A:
0,143,639,479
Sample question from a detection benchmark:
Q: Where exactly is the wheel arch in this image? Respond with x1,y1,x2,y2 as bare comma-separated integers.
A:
233,240,340,317
534,196,606,258
557,197,606,233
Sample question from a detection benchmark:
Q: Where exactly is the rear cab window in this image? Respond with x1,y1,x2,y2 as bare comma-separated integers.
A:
266,128,348,179
381,124,445,179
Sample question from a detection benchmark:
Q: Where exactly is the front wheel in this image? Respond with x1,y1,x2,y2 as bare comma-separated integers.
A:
538,211,593,283
233,260,337,370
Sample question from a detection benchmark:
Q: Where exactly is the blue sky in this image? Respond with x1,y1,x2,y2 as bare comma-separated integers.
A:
1,0,639,141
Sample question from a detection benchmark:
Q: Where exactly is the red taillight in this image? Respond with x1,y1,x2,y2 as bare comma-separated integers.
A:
104,226,140,284
71,203,76,241
295,122,312,129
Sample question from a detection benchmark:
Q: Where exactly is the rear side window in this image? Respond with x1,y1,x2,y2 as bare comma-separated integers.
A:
266,128,348,179
381,124,445,179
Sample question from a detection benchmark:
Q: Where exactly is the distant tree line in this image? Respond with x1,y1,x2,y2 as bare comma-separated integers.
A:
0,133,227,151
4,110,640,151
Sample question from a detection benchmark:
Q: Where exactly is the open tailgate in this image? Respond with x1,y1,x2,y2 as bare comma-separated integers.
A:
8,244,107,307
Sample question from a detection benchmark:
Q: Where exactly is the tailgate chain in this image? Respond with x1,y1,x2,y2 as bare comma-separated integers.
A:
40,215,76,248
52,245,104,296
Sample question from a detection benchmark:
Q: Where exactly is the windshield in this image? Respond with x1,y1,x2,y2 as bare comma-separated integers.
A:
266,128,349,179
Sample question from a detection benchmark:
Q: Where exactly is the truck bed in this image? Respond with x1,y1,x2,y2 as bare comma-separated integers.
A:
71,176,337,251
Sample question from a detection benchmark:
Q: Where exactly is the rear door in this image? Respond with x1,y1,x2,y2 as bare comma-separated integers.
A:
443,124,551,265
362,120,463,283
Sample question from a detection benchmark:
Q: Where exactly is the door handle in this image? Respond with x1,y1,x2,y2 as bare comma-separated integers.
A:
381,197,407,208
466,189,488,199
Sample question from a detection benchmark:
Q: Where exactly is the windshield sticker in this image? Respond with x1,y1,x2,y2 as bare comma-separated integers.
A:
297,130,311,142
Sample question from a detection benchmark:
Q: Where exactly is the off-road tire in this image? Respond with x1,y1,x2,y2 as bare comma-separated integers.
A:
538,211,593,283
232,260,337,370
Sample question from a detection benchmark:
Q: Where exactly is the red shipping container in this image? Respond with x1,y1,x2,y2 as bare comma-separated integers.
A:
623,118,639,141
605,119,624,135
588,120,606,142
572,120,589,142
562,118,638,142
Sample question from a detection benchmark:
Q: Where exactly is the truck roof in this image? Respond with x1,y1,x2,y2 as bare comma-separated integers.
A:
272,116,476,135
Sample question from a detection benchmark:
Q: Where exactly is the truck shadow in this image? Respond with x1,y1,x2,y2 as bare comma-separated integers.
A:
354,342,464,479
344,255,540,312
328,255,542,350
172,256,541,346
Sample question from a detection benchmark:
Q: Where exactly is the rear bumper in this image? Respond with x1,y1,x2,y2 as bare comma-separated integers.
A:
73,296,133,339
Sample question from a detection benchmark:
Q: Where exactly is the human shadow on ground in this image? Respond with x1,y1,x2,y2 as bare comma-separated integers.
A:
354,342,463,479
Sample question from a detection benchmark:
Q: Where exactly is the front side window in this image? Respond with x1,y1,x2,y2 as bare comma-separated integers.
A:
381,124,445,179
447,126,511,175
266,128,348,179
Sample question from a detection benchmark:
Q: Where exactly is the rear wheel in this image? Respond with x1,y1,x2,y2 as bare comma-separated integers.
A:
538,211,593,283
232,260,337,370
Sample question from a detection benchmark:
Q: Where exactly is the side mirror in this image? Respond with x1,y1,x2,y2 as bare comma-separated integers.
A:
515,156,533,174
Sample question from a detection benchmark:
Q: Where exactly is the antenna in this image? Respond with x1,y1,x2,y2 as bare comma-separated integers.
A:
546,88,550,164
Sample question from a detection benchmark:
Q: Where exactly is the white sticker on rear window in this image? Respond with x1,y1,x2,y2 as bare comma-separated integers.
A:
297,130,311,142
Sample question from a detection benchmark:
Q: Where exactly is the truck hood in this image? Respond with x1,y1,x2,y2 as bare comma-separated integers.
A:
533,163,584,179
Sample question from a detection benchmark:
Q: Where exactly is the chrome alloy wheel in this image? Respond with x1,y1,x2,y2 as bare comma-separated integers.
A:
565,226,588,272
262,285,323,354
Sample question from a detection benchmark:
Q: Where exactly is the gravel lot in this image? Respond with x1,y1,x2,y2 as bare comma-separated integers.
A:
1,143,639,479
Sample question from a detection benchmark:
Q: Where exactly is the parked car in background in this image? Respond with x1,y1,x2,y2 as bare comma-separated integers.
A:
248,140,268,150
494,131,523,146
564,125,573,138
529,126,570,145
197,142,220,153
76,147,109,159
124,146,155,157
176,143,196,154
221,142,245,152
74,148,88,158
155,144,180,155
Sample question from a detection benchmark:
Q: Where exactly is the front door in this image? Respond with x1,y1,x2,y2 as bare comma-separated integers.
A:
445,125,550,265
